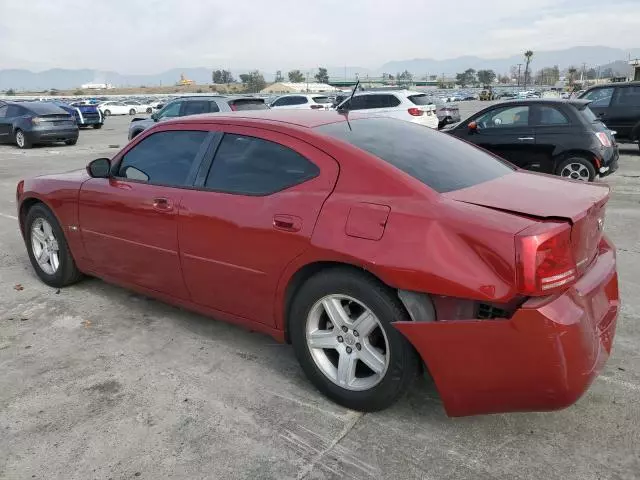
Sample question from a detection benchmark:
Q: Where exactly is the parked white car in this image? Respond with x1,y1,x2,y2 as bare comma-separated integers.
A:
124,100,154,114
336,90,438,129
98,101,136,116
269,94,333,110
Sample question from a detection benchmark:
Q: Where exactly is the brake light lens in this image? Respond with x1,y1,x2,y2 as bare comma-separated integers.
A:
595,132,611,147
408,107,423,116
515,222,577,295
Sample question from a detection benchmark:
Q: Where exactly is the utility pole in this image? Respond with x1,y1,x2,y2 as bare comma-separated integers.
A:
517,64,522,88
581,62,587,83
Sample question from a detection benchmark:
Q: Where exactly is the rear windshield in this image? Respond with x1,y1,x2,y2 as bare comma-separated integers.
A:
312,96,331,104
407,94,435,106
22,102,68,114
316,118,514,193
228,99,268,111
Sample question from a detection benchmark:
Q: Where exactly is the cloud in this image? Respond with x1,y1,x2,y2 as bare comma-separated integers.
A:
0,0,637,72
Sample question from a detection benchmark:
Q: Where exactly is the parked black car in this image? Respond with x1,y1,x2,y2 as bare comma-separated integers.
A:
446,99,618,181
0,101,78,149
579,82,640,151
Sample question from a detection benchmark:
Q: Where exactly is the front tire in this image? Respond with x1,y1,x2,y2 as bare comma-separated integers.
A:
290,268,418,412
103,109,111,116
65,139,77,146
14,129,31,149
93,124,102,129
556,156,596,182
24,204,82,288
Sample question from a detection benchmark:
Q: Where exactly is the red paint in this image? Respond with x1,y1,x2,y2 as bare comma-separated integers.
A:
16,110,620,416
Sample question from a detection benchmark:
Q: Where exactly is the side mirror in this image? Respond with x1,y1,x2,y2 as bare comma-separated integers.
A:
87,158,111,178
468,121,478,131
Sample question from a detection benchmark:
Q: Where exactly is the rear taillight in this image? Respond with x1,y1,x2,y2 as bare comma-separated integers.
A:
408,107,423,116
595,132,611,147
310,104,324,109
516,222,577,295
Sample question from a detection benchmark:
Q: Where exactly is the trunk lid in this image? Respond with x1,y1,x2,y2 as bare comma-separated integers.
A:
444,171,609,276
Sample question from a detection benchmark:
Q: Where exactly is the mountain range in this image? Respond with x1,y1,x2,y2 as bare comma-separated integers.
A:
1,46,638,91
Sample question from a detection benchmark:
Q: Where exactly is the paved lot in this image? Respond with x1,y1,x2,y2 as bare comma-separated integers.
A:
1,105,639,480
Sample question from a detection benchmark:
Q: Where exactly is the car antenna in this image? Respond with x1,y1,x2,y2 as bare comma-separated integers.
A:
339,79,359,131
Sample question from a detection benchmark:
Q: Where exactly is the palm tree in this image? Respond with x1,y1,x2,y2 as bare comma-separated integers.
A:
523,50,534,89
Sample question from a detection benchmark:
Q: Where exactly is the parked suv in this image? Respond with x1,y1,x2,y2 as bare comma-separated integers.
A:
579,82,640,150
0,101,78,149
269,94,333,110
128,95,268,140
336,90,438,129
447,99,618,181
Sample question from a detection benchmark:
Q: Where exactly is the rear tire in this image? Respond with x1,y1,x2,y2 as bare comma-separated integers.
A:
556,156,596,182
146,107,152,114
103,109,111,116
14,129,31,149
290,268,419,412
129,109,136,115
24,203,82,288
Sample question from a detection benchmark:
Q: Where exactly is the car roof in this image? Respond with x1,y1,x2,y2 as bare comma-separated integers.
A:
493,98,591,108
584,81,639,88
163,109,352,128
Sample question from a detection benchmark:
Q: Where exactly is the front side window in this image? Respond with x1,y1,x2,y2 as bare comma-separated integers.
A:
158,102,181,119
205,134,319,195
476,105,530,128
582,87,614,107
118,130,209,187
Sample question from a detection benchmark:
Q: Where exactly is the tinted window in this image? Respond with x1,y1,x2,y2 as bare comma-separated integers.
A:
272,97,289,106
158,101,181,118
476,105,530,128
537,106,569,125
312,96,331,104
348,94,400,110
181,100,218,116
21,102,62,114
614,86,640,107
6,105,26,117
118,131,208,187
289,96,308,105
316,118,514,193
205,134,319,195
408,94,435,106
582,87,614,107
228,99,268,111
0,105,7,117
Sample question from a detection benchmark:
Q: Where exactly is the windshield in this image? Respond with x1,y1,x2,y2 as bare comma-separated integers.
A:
316,118,514,193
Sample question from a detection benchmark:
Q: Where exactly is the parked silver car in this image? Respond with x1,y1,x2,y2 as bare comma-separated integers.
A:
128,95,268,140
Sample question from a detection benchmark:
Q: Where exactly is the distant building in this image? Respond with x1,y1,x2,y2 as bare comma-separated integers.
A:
81,83,113,90
177,73,195,86
630,59,640,81
260,82,338,94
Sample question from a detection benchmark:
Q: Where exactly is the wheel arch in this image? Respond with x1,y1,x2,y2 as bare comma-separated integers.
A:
280,260,411,343
553,149,599,172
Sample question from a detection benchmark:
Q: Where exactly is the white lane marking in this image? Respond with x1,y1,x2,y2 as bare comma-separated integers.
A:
0,212,18,220
598,375,640,392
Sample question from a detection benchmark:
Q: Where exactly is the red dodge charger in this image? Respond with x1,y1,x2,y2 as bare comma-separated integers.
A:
16,110,619,416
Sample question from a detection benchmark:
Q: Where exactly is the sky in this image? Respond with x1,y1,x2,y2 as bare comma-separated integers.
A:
0,0,639,73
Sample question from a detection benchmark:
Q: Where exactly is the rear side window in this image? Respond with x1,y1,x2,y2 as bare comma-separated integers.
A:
316,118,514,193
536,106,569,125
582,87,614,107
228,99,268,111
407,94,434,106
348,94,401,110
312,96,331,104
181,101,218,116
614,86,640,107
205,134,319,195
289,96,308,105
118,130,209,187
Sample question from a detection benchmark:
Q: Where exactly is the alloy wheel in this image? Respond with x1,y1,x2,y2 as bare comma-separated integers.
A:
560,162,590,181
16,131,25,148
31,218,60,275
305,294,389,391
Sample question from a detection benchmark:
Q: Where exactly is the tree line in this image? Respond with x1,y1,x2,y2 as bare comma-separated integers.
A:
211,67,331,93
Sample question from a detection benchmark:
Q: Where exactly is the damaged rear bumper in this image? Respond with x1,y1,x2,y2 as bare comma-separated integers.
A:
394,237,619,417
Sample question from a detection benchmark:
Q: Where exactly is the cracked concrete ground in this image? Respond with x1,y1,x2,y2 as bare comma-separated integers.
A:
1,104,639,480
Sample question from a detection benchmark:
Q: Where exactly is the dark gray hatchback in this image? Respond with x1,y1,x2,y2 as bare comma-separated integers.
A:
0,101,79,149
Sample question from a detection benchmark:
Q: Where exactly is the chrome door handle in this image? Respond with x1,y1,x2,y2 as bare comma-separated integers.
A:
518,137,535,141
